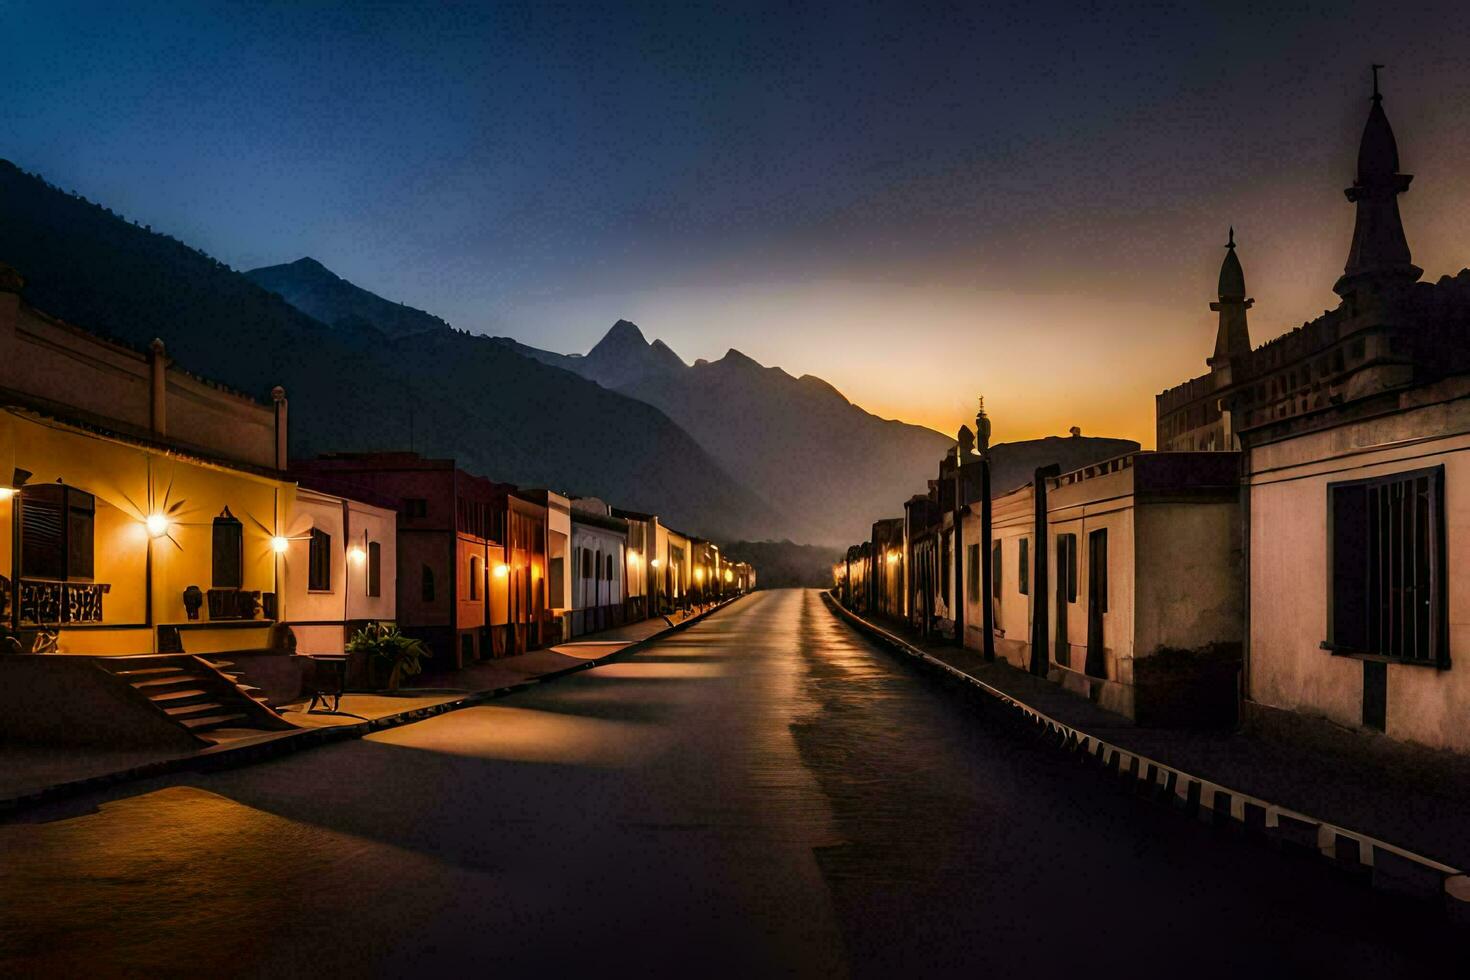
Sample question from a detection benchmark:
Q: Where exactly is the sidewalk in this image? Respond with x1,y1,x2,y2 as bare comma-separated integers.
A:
824,593,1470,912
0,601,735,812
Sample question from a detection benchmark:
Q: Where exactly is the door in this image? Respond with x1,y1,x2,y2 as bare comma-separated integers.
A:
1086,529,1108,678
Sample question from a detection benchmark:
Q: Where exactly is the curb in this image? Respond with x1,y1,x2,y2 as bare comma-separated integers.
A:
822,591,1470,922
0,595,746,817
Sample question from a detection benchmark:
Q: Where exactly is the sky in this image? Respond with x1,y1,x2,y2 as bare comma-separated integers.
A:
4,1,1470,446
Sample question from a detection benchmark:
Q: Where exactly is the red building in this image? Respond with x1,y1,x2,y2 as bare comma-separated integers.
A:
291,453,550,665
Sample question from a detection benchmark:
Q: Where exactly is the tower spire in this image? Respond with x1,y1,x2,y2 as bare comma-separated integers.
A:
1209,227,1252,368
1334,65,1421,298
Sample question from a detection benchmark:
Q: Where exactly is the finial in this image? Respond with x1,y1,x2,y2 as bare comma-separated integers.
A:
1226,226,1235,250
1371,63,1384,102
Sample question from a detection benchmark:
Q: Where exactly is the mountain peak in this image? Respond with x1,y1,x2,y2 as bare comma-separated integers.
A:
285,256,332,275
598,318,647,348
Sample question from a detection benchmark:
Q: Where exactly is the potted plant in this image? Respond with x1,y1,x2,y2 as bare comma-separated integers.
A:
347,622,429,693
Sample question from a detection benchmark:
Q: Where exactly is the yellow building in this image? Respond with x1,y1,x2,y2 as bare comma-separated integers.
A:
0,266,395,742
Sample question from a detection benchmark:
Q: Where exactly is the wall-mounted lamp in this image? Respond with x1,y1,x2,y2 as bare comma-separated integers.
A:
271,535,290,554
145,513,170,538
650,559,661,568
349,546,367,564
494,563,509,577
1,468,32,499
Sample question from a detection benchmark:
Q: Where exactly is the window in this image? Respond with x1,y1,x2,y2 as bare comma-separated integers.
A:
212,508,243,588
581,548,592,579
1018,537,1030,596
605,554,614,581
308,528,332,591
940,533,951,599
367,542,381,597
992,541,1003,599
967,544,980,603
21,484,94,580
469,556,481,599
1328,467,1445,666
1088,528,1108,612
402,497,428,519
1058,533,1078,603
421,564,435,602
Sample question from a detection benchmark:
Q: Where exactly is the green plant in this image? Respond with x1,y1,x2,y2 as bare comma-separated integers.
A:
347,622,429,691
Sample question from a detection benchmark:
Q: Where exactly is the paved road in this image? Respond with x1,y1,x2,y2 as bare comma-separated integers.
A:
1,589,1462,977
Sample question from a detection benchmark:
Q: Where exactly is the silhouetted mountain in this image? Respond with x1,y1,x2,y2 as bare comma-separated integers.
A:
506,322,953,545
245,257,450,339
0,160,781,541
503,322,1139,545
719,540,843,590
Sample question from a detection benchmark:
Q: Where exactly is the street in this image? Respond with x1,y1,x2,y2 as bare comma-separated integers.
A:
0,589,1460,977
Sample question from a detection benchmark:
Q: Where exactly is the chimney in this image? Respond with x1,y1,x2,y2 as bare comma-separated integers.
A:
149,338,168,437
272,386,288,470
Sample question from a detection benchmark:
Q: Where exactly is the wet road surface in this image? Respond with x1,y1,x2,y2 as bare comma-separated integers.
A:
1,589,1462,977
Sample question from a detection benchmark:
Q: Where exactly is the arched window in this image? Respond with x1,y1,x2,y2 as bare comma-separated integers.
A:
469,556,481,599
605,554,613,581
422,564,435,602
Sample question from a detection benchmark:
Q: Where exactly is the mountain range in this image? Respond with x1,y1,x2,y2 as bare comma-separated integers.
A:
0,162,778,541
1,159,1138,548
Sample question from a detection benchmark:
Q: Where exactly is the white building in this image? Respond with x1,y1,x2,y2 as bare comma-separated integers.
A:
569,497,627,636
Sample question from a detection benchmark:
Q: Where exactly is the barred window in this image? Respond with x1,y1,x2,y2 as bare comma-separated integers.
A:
1328,467,1446,667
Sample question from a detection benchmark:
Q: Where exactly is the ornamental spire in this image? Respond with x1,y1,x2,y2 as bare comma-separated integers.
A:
1334,65,1421,298
1209,228,1252,367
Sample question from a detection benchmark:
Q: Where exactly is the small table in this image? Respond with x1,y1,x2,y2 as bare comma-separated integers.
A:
303,654,349,712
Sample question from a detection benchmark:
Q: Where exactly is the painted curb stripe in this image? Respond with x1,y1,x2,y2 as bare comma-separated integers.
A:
822,592,1468,912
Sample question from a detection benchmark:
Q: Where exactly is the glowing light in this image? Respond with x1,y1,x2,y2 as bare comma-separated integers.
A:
349,546,366,564
886,551,899,564
494,563,509,577
145,514,170,538
724,570,733,583
271,535,290,554
694,568,705,582
627,550,640,564
650,559,661,568
0,488,14,501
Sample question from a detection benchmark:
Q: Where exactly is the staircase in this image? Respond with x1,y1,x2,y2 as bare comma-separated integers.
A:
98,655,295,739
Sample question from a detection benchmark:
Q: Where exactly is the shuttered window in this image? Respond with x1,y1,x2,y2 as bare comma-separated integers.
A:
1328,467,1445,666
21,484,94,581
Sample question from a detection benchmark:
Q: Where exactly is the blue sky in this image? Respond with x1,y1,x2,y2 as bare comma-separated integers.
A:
5,1,1470,442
